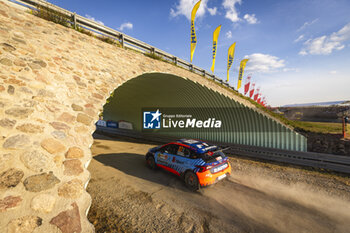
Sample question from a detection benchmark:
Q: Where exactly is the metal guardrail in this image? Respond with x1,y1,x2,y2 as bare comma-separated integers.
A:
95,126,350,175
10,0,232,89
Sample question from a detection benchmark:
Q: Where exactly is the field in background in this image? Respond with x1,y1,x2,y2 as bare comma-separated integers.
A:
292,121,349,136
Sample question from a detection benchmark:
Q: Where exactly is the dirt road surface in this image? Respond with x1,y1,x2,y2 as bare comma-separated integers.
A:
87,133,350,233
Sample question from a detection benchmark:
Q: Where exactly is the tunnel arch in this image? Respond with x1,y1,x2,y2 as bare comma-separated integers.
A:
103,72,306,151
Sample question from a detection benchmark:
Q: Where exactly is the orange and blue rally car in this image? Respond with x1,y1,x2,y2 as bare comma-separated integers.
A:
146,139,231,191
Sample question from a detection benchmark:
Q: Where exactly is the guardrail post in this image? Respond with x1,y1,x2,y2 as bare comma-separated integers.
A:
150,47,155,54
173,57,177,65
120,34,124,48
203,69,206,77
343,117,346,139
72,12,77,30
189,64,193,72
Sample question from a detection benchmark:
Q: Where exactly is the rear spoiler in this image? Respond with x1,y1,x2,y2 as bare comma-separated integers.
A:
219,146,231,152
206,146,231,154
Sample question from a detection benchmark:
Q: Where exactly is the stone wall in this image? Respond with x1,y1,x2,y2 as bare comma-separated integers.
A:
0,1,281,232
305,132,350,156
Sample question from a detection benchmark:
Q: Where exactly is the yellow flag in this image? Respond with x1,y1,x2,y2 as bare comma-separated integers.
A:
237,59,249,89
190,0,201,63
211,25,221,73
226,42,236,82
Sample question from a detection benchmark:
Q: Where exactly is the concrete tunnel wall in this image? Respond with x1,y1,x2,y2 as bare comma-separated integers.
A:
104,73,307,151
0,1,305,232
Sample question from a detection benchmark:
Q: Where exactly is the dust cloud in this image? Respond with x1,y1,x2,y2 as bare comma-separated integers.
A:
202,171,350,233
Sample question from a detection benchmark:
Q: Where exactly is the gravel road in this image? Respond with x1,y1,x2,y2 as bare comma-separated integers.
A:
87,133,350,233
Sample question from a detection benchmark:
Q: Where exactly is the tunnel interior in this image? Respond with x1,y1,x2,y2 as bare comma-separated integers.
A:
103,73,306,151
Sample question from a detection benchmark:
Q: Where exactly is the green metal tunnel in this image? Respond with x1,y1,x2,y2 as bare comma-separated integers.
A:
103,73,307,151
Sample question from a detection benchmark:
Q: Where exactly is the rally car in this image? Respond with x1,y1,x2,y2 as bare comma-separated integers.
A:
145,139,231,191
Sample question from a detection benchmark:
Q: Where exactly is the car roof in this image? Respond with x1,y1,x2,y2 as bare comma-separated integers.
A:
174,139,218,154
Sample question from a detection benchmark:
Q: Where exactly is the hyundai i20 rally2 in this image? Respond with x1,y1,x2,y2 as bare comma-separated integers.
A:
145,139,231,191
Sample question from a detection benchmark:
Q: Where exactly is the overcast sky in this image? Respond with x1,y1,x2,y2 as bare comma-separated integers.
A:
48,0,350,106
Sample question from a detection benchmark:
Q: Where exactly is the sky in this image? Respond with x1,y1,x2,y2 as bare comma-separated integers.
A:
47,0,350,106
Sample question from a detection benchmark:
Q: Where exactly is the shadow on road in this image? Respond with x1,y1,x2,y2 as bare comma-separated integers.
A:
93,132,161,146
93,152,188,191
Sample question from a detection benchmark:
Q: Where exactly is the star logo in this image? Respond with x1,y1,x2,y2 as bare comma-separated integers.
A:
150,109,162,122
143,109,162,129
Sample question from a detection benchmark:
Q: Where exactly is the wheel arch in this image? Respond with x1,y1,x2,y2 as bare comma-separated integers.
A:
182,168,197,179
145,152,154,160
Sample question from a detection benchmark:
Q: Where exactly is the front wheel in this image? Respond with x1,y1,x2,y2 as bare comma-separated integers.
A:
146,155,157,170
184,171,199,191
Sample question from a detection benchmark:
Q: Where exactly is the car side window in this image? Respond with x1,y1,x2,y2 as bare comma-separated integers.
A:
169,145,179,154
161,144,178,155
190,150,199,159
183,148,192,158
160,145,171,154
176,147,193,158
177,146,185,156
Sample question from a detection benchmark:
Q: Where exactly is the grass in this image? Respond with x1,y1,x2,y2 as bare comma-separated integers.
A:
144,52,164,61
97,36,120,46
76,26,93,37
30,4,121,47
32,5,70,27
144,52,184,68
290,121,350,134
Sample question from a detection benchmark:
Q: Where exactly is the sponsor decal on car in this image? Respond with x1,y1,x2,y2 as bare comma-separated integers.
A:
217,174,226,180
212,163,228,173
158,153,168,160
175,160,184,164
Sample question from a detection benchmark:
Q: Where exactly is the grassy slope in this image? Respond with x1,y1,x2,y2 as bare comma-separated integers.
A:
291,121,350,135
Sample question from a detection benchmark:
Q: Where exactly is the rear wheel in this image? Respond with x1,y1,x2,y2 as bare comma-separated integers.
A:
184,171,199,191
146,155,157,170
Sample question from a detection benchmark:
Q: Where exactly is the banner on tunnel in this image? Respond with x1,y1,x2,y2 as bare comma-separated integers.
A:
249,83,255,98
244,75,251,95
254,87,260,101
211,25,221,73
237,59,249,89
226,42,236,82
190,0,201,63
